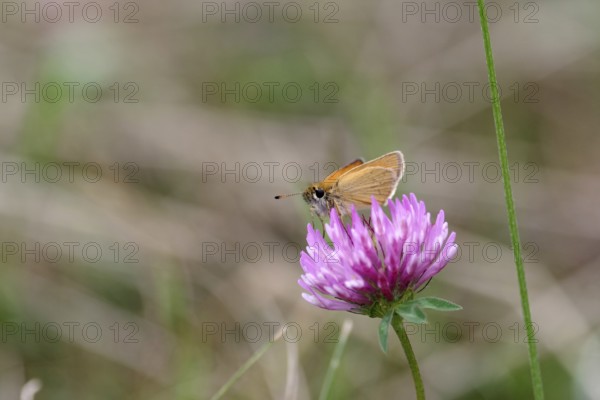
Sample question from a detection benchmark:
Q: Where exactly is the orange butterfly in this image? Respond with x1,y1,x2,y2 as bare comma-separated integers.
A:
275,151,405,219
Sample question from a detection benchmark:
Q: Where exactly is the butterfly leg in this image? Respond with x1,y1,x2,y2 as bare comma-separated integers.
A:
417,277,433,293
360,213,385,259
319,215,326,238
333,204,353,244
361,214,372,230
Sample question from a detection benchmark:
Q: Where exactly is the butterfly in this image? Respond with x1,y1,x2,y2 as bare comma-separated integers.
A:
275,151,405,222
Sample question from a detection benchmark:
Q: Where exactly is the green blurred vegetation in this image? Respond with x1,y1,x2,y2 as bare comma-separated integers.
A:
1,1,599,399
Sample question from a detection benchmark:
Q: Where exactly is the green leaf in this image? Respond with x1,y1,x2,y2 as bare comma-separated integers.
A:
378,310,394,353
414,297,462,311
395,304,427,324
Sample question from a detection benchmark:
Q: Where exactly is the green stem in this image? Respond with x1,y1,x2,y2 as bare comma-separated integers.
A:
476,2,544,399
392,314,425,400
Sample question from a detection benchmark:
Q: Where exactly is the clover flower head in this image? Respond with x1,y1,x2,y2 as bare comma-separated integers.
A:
298,193,457,314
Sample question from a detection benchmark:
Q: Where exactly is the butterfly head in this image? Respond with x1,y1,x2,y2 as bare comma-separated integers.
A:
303,185,332,218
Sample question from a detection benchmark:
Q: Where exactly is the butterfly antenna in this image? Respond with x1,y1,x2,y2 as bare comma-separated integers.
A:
274,192,302,200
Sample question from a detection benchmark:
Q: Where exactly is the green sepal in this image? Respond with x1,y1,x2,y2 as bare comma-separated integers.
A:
395,303,427,324
378,310,394,353
413,297,462,311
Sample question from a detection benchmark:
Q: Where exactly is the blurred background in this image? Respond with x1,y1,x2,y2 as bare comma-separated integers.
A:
1,0,599,399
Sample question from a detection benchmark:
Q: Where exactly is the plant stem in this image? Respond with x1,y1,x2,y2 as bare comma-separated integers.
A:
392,314,425,400
476,1,544,399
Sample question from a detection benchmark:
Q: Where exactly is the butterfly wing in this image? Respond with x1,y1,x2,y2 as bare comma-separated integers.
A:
322,158,364,187
331,151,404,215
339,151,404,180
332,166,399,213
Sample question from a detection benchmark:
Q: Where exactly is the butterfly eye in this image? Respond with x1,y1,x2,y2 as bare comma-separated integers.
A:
314,188,325,198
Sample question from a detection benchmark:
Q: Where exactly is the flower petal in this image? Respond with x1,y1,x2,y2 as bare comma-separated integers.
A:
297,193,456,312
